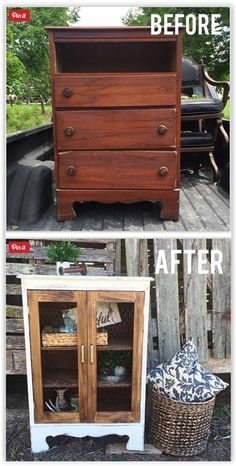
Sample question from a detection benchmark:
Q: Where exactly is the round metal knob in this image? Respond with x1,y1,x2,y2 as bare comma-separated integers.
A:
67,165,76,176
158,124,168,135
159,166,168,177
63,87,72,97
64,126,74,137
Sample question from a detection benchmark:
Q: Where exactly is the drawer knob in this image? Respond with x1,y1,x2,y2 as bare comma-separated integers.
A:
63,87,72,97
158,124,168,135
64,126,74,137
67,165,76,176
159,166,168,177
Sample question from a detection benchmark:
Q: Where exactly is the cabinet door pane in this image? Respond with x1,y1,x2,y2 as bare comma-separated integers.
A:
88,291,144,423
28,291,87,423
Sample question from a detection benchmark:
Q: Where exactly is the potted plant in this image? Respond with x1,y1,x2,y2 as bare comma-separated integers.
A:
98,351,132,379
46,241,84,275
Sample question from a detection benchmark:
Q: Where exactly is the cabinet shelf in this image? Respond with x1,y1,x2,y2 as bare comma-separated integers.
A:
41,342,133,351
43,371,78,388
97,342,133,351
41,346,77,351
98,381,132,388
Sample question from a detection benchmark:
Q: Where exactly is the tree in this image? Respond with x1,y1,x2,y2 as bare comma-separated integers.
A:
122,7,230,80
6,7,80,111
6,25,26,97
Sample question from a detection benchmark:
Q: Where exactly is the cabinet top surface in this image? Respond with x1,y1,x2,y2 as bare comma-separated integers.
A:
46,26,179,31
46,25,183,38
19,275,153,289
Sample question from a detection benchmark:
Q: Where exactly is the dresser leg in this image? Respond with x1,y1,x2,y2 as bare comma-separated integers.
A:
126,429,144,451
160,199,179,221
30,428,49,453
56,200,76,221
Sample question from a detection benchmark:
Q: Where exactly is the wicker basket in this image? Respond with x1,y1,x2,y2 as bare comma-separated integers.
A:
42,330,108,347
149,385,215,456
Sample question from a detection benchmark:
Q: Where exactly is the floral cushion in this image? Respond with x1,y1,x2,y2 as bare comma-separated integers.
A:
147,338,228,402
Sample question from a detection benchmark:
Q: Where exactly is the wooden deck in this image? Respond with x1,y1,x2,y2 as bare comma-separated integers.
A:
8,172,229,232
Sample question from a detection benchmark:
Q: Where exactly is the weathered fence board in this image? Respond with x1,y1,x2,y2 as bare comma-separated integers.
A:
183,239,208,362
6,284,22,295
125,239,158,369
6,239,120,375
212,239,231,358
7,246,116,265
6,305,23,318
6,318,24,334
125,239,140,276
154,239,180,362
6,335,25,349
6,350,26,374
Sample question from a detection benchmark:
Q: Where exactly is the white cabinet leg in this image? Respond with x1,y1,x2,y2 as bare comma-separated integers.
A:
31,429,49,453
126,430,144,451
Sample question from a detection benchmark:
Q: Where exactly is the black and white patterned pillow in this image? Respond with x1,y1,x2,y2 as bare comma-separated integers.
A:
147,338,228,402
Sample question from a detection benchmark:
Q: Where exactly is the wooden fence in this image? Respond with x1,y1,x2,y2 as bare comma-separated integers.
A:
125,238,231,373
6,238,230,375
6,239,120,374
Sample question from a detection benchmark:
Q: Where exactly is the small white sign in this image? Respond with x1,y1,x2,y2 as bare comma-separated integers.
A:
96,303,121,328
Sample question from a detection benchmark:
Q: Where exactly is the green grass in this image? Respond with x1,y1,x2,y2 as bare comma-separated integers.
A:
6,103,52,134
223,100,230,120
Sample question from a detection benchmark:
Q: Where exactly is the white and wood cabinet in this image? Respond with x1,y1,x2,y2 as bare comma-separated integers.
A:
20,276,152,453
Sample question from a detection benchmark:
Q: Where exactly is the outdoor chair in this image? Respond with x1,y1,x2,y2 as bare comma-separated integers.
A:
181,57,230,182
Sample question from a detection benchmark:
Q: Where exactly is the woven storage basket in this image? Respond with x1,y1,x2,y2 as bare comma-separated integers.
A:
42,330,108,346
149,385,215,456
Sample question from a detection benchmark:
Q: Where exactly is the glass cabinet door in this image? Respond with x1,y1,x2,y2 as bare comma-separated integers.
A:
87,291,145,423
28,290,87,423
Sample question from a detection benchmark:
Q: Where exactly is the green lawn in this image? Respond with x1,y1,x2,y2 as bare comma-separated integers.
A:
6,103,52,134
223,99,230,120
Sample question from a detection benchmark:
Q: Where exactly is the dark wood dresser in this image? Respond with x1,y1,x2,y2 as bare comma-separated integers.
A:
47,27,182,221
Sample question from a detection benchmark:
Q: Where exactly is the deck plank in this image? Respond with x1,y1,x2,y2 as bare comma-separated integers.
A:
123,204,143,231
143,202,165,231
182,180,227,231
7,173,229,232
178,188,205,231
102,204,124,231
81,203,104,231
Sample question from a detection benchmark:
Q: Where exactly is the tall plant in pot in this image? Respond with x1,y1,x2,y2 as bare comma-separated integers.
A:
46,241,84,274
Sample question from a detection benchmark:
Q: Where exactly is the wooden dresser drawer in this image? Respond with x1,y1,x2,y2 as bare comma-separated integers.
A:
54,74,177,108
58,150,177,189
56,109,176,150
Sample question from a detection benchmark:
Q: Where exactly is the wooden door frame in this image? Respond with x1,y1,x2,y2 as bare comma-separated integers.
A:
28,290,87,423
87,290,145,423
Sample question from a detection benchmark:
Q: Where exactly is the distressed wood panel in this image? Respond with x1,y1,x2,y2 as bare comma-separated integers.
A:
212,239,231,358
6,284,22,295
6,305,23,318
125,239,157,369
6,318,24,334
6,263,56,276
202,357,231,374
140,240,158,369
6,335,25,349
125,239,140,276
6,350,26,374
183,239,208,363
6,245,116,262
154,239,180,362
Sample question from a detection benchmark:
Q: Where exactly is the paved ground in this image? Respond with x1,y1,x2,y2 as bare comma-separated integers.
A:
6,374,230,462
